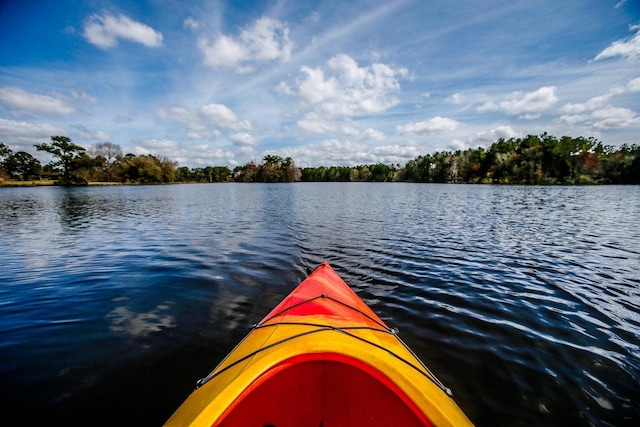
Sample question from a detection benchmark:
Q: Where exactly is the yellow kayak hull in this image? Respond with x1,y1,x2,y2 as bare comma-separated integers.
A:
164,261,473,427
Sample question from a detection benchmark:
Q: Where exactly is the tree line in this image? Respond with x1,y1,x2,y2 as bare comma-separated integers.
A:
1,133,638,185
1,137,181,185
398,133,639,185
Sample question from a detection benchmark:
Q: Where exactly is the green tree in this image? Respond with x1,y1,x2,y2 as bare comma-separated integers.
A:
607,143,640,184
176,166,192,182
73,152,102,183
158,155,177,183
0,142,11,160
233,162,259,182
281,157,301,182
370,163,394,182
0,142,13,179
211,166,232,182
119,154,176,184
399,159,418,182
35,136,87,185
400,133,640,185
260,155,296,182
463,147,488,183
3,151,42,180
259,154,284,182
301,166,327,182
414,155,433,182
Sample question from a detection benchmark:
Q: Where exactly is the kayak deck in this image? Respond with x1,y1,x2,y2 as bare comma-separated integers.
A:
164,261,473,427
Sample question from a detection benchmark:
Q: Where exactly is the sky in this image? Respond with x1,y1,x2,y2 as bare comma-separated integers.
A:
1,0,639,168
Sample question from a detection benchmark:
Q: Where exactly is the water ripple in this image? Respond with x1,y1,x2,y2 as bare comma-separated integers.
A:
1,184,639,426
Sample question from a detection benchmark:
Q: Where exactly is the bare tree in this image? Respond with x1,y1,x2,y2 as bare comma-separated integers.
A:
93,141,123,182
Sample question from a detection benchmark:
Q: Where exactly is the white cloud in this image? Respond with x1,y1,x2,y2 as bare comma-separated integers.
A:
595,26,640,60
0,86,76,116
298,112,336,134
291,139,419,166
448,92,465,104
157,106,195,123
478,86,558,115
200,104,251,130
83,13,163,48
274,138,415,168
242,17,292,61
560,107,638,129
559,114,590,126
319,139,363,153
187,130,220,140
175,144,237,167
237,145,256,157
70,124,110,142
141,138,179,151
298,66,339,104
519,113,541,120
628,77,640,92
396,116,460,135
296,53,408,118
156,103,252,134
128,139,188,161
473,126,519,143
275,81,294,96
183,17,200,31
297,112,387,141
318,139,373,164
448,139,468,151
198,35,247,67
229,132,259,146
361,128,386,141
591,107,638,129
561,93,617,114
0,118,66,151
198,17,292,69
560,81,640,124
448,125,520,151
374,144,421,159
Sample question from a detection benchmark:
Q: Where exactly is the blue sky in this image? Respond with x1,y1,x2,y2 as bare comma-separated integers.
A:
1,0,639,168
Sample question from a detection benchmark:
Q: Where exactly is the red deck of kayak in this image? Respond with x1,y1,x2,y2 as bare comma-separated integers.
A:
260,261,386,328
212,261,434,426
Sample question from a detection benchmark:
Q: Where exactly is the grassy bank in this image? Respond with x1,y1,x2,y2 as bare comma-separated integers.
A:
0,179,56,187
0,180,123,187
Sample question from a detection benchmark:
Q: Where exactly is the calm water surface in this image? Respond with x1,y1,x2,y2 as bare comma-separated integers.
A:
1,183,638,426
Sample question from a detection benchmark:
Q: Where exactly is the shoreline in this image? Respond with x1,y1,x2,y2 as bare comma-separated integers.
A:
0,180,123,187
2,180,638,188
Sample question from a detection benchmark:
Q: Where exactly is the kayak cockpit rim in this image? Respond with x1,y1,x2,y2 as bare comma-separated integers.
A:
196,291,453,397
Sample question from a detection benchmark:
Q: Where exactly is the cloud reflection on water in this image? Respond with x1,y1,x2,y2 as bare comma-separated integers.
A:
107,299,176,337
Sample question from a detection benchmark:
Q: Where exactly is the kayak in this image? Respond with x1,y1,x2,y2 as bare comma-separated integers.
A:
164,261,473,427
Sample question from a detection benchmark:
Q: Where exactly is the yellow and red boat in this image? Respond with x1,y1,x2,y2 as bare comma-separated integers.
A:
164,261,473,426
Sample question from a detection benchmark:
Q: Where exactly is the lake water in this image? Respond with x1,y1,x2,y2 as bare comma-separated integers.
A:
0,183,638,426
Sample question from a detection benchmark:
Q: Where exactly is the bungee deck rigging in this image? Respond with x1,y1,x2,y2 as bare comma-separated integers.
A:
164,261,474,427
196,292,453,397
